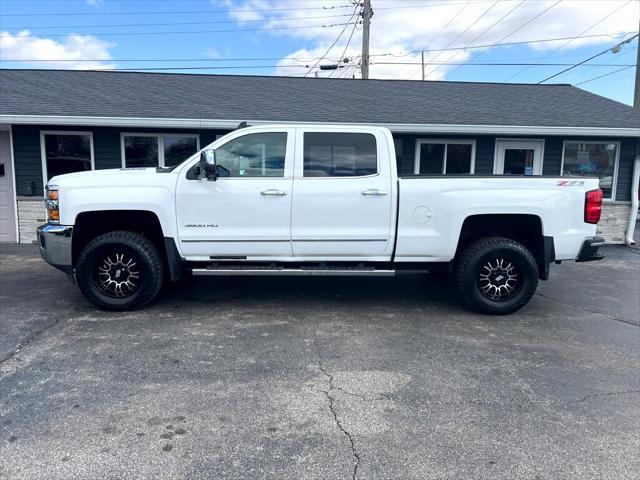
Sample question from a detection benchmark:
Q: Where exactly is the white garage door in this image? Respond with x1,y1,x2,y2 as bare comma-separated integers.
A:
0,130,18,242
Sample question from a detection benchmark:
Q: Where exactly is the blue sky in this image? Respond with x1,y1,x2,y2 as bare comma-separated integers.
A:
0,0,638,105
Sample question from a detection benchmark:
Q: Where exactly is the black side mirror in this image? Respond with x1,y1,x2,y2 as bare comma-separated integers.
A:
195,150,218,181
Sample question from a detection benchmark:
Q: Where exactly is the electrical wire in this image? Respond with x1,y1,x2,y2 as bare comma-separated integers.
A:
435,0,525,78
1,13,356,30
538,32,639,83
0,21,357,38
5,32,633,63
443,0,562,79
0,1,499,17
14,62,632,73
393,0,472,79
303,4,361,78
418,0,500,80
328,13,360,78
504,0,633,81
574,65,635,86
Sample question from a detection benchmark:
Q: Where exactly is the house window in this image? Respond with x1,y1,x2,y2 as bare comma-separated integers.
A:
562,141,619,199
121,133,199,168
414,139,475,175
303,132,377,177
41,131,94,181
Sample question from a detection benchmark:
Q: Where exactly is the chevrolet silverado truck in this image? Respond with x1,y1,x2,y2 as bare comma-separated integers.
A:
38,125,605,314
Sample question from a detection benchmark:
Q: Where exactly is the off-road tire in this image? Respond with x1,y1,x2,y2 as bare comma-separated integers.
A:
76,231,164,311
455,236,538,315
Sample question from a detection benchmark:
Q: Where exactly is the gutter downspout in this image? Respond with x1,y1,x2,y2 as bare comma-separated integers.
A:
625,138,640,245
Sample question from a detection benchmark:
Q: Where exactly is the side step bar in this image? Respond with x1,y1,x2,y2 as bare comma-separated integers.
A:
192,266,396,276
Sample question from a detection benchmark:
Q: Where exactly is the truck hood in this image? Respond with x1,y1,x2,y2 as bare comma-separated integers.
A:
48,167,172,188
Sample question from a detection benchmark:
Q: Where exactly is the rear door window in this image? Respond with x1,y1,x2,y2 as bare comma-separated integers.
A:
303,132,377,177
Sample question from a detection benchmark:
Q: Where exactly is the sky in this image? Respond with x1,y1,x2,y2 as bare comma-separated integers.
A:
0,0,638,105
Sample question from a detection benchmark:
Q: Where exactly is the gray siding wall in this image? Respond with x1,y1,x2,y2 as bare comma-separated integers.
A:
12,125,637,202
12,124,229,196
394,133,637,201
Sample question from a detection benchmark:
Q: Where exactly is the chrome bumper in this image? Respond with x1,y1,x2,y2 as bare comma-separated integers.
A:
37,224,74,276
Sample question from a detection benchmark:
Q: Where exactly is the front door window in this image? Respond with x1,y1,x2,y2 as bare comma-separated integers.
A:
503,148,536,175
495,140,543,176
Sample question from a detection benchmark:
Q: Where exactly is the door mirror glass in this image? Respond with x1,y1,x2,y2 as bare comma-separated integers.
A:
195,150,218,180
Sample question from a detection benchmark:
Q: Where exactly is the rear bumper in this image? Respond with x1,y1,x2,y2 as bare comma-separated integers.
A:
576,236,605,262
37,224,74,276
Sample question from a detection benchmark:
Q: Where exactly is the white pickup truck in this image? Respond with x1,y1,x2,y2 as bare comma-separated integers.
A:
38,124,605,314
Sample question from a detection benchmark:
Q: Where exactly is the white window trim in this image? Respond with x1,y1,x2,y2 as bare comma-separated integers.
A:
414,139,476,175
561,140,620,201
121,132,200,168
40,130,95,188
493,138,545,176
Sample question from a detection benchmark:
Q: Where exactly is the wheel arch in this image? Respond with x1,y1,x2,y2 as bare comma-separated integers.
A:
72,210,182,281
455,214,554,280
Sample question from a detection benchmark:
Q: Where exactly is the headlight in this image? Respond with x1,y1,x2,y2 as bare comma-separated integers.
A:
45,185,60,223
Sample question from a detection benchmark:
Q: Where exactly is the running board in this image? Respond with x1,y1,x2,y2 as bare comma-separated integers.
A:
192,266,396,276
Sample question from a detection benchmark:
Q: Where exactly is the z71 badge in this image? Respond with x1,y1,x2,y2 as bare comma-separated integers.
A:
557,180,585,186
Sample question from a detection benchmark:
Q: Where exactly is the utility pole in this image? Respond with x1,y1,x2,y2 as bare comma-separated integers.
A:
361,0,372,79
634,19,639,109
421,50,425,81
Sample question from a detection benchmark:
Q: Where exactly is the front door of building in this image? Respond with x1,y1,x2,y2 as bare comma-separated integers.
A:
494,140,544,176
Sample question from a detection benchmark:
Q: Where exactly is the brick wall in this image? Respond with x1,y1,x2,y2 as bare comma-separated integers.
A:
597,203,632,244
17,197,45,244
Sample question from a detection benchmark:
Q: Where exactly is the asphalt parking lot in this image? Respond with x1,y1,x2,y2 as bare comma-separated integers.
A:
0,243,638,480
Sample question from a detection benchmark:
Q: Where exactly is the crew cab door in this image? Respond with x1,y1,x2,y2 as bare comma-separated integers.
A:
291,128,395,259
175,129,294,259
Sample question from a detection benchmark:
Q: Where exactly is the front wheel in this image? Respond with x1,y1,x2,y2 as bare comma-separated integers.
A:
76,231,164,311
455,237,538,315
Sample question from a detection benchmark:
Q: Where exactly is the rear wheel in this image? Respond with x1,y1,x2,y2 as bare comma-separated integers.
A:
76,231,164,311
455,237,538,315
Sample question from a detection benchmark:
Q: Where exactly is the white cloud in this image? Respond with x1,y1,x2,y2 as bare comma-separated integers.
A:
86,0,104,6
205,47,221,59
0,31,116,70
223,0,639,80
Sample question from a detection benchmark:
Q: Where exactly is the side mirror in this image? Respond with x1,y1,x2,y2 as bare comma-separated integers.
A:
195,150,218,181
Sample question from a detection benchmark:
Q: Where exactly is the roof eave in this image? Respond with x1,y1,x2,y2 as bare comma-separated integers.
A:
1,114,638,138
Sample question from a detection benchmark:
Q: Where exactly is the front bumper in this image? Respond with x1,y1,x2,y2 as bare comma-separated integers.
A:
576,236,605,262
37,224,74,276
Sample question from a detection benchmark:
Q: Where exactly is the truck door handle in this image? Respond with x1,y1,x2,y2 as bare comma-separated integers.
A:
361,189,388,196
261,189,287,196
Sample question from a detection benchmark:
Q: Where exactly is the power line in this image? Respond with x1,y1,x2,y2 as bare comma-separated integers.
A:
0,22,357,38
304,5,361,77
443,0,562,79
5,32,633,63
538,33,639,83
419,0,500,80
6,62,632,73
504,0,633,81
1,13,355,30
0,1,498,17
439,0,526,78
394,0,471,80
329,14,360,78
574,65,635,86
0,4,354,17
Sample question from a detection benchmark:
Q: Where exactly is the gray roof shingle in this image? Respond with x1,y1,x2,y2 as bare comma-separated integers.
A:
1,69,638,129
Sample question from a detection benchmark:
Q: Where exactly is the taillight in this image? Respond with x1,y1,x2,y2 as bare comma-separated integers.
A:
584,189,602,224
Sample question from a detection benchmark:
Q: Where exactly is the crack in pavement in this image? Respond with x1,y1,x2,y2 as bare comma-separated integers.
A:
313,321,361,480
576,389,640,403
0,316,66,367
535,292,639,327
